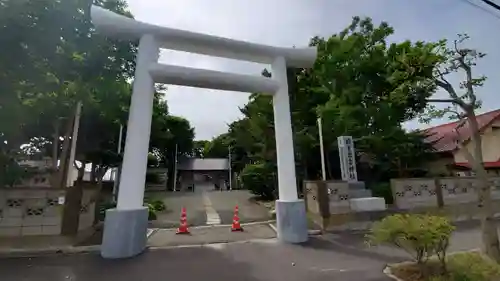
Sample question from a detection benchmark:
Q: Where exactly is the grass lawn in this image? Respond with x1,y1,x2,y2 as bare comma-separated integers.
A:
389,251,500,281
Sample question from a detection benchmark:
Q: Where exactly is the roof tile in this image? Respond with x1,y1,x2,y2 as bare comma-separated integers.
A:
423,109,500,152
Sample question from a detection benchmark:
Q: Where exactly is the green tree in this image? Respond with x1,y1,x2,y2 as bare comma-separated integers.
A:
209,17,442,199
416,34,500,262
0,0,136,188
149,96,195,190
192,140,210,158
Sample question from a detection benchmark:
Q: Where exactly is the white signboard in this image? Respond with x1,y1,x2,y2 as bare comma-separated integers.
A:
338,136,358,182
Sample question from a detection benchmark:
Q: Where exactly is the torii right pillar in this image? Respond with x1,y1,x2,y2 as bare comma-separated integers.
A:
271,56,308,243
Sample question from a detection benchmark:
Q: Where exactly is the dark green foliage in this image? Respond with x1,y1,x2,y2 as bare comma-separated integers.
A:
204,17,441,197
240,162,277,200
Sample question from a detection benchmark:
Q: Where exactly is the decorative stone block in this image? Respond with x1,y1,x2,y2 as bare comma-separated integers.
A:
0,227,21,237
0,217,22,227
329,204,351,214
44,206,60,217
22,216,44,226
327,213,353,228
25,207,44,216
42,216,62,226
46,198,59,207
42,225,61,235
6,191,25,199
4,208,23,217
6,199,23,208
21,226,43,236
349,197,386,212
79,212,94,230
22,190,47,199
24,199,46,209
46,191,66,200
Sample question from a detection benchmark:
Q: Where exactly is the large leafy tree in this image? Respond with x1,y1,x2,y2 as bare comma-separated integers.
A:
149,96,195,190
0,0,136,183
0,0,196,191
212,17,440,199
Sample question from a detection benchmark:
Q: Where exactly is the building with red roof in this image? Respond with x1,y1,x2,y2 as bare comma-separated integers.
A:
423,109,500,176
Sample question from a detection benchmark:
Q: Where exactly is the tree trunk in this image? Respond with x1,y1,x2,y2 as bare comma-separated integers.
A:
56,116,75,188
325,148,333,180
90,163,97,183
52,119,59,169
50,119,60,188
467,112,500,261
75,160,85,183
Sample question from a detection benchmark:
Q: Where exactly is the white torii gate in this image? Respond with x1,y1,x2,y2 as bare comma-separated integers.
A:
91,5,317,259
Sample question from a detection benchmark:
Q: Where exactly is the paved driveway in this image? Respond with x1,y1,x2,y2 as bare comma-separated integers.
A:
150,188,270,228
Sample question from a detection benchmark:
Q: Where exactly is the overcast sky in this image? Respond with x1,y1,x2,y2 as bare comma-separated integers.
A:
125,0,500,140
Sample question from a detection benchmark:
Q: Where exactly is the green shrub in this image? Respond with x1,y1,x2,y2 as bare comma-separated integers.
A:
367,214,454,276
145,198,166,212
240,162,277,200
395,252,500,281
98,199,166,221
146,203,158,220
370,182,393,205
446,252,500,281
145,172,162,184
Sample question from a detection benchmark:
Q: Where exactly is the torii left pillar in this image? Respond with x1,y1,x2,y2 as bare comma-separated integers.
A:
101,35,159,259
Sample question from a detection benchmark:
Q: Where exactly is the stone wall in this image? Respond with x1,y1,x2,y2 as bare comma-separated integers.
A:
305,180,384,231
391,177,500,209
304,177,500,232
0,187,97,237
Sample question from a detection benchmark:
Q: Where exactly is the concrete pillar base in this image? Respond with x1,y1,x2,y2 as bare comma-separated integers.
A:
101,207,149,259
275,199,308,243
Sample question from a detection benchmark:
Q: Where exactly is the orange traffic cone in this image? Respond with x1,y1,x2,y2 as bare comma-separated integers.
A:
231,205,243,232
176,207,190,235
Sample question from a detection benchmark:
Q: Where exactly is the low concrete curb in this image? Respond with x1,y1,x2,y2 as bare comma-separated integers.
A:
148,237,279,251
0,245,101,258
267,223,323,236
383,263,410,281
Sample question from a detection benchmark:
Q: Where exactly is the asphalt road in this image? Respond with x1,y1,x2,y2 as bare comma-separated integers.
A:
0,219,489,280
0,237,394,281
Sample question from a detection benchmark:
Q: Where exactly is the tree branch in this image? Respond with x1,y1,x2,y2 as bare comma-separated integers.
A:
427,99,458,103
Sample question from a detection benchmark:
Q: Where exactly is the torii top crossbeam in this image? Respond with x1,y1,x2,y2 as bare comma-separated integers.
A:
91,6,316,68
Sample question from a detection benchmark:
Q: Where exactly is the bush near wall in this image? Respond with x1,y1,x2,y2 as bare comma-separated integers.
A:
368,182,394,205
240,162,277,200
367,214,500,281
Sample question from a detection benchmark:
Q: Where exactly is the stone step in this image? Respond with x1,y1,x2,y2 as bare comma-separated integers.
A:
348,189,372,198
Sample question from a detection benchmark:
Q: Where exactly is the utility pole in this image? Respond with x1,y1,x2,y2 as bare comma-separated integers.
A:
228,146,232,191
317,117,327,181
67,101,82,187
172,144,178,192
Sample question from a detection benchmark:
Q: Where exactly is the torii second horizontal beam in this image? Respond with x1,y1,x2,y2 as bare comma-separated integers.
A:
148,63,279,94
